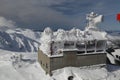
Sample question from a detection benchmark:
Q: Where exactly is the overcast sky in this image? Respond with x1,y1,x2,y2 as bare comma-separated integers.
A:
0,0,120,31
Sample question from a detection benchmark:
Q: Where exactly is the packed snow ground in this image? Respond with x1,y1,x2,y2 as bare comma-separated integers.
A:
0,49,120,80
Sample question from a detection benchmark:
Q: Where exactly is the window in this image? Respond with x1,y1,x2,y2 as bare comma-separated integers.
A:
86,41,95,50
96,41,105,48
96,50,103,52
77,51,85,54
64,41,74,48
87,50,94,53
76,42,85,49
116,55,119,58
76,44,85,48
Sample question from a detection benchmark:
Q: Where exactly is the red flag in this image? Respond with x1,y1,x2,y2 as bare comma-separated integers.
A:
117,13,120,21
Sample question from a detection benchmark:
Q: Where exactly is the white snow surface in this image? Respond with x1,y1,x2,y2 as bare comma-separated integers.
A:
0,49,120,80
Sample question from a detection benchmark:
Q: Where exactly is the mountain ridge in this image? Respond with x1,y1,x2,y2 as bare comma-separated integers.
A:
0,28,41,52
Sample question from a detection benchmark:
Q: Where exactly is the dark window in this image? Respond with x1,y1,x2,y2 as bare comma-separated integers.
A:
96,50,103,52
76,44,85,48
96,41,105,48
64,41,74,48
87,41,95,45
87,50,94,53
77,51,85,54
86,41,95,49
116,55,119,58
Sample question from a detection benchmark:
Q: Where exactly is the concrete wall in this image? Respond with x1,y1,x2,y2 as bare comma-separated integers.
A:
38,49,106,75
76,53,106,66
50,56,64,71
38,49,50,74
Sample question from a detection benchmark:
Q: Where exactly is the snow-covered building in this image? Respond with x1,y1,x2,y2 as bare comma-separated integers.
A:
38,12,107,75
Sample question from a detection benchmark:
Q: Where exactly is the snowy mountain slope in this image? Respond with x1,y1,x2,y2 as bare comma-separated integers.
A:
0,49,120,80
0,28,41,52
6,28,41,42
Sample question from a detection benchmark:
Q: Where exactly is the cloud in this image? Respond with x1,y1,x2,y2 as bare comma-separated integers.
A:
50,0,94,15
0,0,76,30
0,16,16,30
0,0,119,30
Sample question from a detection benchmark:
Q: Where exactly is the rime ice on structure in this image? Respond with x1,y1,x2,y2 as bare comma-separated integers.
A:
86,12,103,31
40,12,107,56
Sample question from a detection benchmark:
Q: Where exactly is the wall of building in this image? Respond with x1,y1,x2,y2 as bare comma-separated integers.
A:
38,49,106,75
76,53,106,66
50,56,64,71
38,49,50,74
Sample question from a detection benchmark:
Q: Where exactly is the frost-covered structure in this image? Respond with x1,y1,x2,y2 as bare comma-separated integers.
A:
40,12,107,56
38,12,107,75
86,12,103,30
